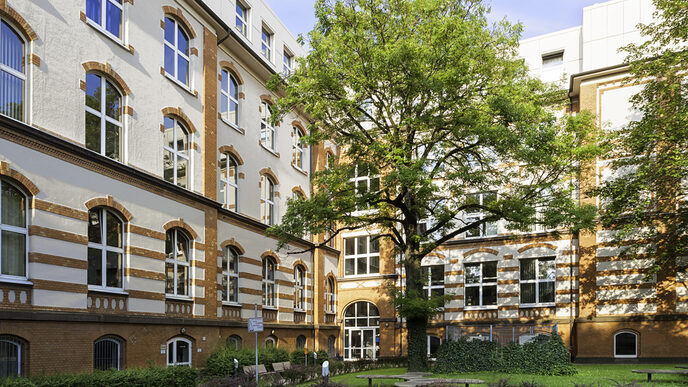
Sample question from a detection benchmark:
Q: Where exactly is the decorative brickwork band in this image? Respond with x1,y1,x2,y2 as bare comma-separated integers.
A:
163,218,198,239
81,61,132,95
259,167,280,185
218,145,244,165
220,238,245,255
291,120,305,130
84,196,133,222
261,250,280,264
517,242,557,253
161,106,197,133
219,61,245,85
463,247,499,258
259,94,275,105
0,2,38,41
0,161,40,195
161,6,197,39
291,186,306,197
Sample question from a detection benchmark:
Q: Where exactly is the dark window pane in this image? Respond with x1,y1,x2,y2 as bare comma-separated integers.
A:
176,341,189,363
177,56,188,85
1,230,25,277
483,261,497,281
177,28,189,56
345,258,355,275
105,122,120,161
520,259,535,280
94,339,119,370
105,81,120,119
85,111,101,154
539,258,556,280
539,281,555,303
344,238,355,255
106,251,121,288
88,210,101,243
105,211,121,247
465,286,480,306
88,247,102,286
520,283,536,304
0,71,23,121
369,256,379,274
357,237,367,254
165,262,174,294
164,45,175,75
163,150,174,183
356,257,367,275
483,285,497,305
85,73,101,111
164,18,175,44
105,1,121,38
86,0,101,24
465,264,480,284
370,237,379,253
615,333,636,356
1,182,26,227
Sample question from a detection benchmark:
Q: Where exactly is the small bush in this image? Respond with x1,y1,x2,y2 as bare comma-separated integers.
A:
434,334,576,376
204,347,289,377
0,366,199,387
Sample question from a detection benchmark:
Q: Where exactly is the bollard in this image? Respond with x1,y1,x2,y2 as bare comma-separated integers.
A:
322,360,329,383
233,358,238,376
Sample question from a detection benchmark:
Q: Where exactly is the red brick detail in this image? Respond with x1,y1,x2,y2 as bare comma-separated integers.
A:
259,94,275,105
517,243,557,253
81,61,131,95
0,2,38,41
161,106,197,133
220,238,245,255
463,247,499,258
84,196,133,221
163,218,198,240
261,250,280,265
0,161,39,195
291,186,306,197
161,5,197,39
218,145,244,165
219,61,245,85
29,54,40,67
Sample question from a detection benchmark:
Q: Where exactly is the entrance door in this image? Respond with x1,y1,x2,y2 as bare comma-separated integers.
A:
343,301,380,360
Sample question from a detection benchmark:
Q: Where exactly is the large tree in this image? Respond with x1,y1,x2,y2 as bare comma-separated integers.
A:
595,0,688,275
268,0,598,371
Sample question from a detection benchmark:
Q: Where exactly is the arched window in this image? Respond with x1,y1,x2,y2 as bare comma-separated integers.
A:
85,73,123,161
327,335,336,357
260,102,275,151
86,0,122,39
163,116,190,189
292,126,305,170
614,331,638,358
222,246,240,303
0,179,27,279
87,208,124,289
94,336,122,370
260,175,275,226
294,265,305,311
296,335,306,350
164,17,190,85
165,229,190,297
262,256,276,307
0,336,23,378
227,335,242,350
343,301,380,360
219,153,238,211
167,337,191,367
324,277,335,314
220,70,239,127
0,20,25,122
265,335,277,348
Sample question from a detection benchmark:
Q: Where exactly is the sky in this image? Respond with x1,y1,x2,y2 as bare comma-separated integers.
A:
264,0,604,42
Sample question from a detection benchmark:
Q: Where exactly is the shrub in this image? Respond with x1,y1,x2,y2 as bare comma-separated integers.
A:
0,366,199,387
434,334,576,376
205,347,290,377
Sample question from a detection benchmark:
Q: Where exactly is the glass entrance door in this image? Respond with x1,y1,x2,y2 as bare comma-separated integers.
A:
343,302,380,360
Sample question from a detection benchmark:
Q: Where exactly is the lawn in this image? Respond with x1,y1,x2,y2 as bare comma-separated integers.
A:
303,364,688,386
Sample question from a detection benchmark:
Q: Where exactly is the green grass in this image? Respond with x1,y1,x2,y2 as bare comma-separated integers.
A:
300,364,688,386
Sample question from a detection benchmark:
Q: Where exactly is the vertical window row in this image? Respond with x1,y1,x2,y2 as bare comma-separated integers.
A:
421,264,444,299
292,126,305,170
465,192,497,238
260,102,275,151
294,265,305,310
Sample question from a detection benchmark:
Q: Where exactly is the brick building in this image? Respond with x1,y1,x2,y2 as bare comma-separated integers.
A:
0,0,686,378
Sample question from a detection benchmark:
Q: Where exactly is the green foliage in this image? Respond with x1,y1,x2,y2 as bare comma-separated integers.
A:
0,367,199,387
433,335,576,376
204,347,289,377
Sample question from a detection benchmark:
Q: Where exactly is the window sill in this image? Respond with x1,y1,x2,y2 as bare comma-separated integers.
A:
85,19,132,54
262,305,278,310
0,277,33,287
222,301,242,307
163,73,197,98
259,143,280,158
519,303,556,309
221,118,245,135
166,294,193,302
464,306,498,311
342,273,382,279
88,286,129,296
291,164,308,176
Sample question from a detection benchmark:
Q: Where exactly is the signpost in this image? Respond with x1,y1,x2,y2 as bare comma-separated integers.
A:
248,305,264,382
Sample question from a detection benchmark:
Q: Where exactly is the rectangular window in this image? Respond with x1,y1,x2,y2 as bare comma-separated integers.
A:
465,192,497,238
464,261,497,307
542,51,563,68
86,0,123,40
422,264,444,299
235,1,249,37
261,27,273,61
283,50,293,77
343,235,380,276
519,257,556,305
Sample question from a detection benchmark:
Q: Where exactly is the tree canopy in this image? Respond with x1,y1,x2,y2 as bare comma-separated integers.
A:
268,0,599,370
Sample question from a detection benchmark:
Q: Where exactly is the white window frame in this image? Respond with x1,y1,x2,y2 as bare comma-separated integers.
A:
222,246,240,304
542,50,564,69
262,257,276,308
464,261,498,309
219,153,239,212
235,0,249,38
227,335,242,350
261,25,273,62
0,19,26,122
0,179,28,281
292,126,305,170
165,229,191,298
427,335,441,359
614,331,638,359
87,208,125,291
0,337,21,377
93,337,121,370
260,175,275,226
349,165,379,213
85,73,123,161
283,49,293,77
260,102,275,151
166,337,192,367
162,117,191,189
518,257,556,307
421,264,444,299
220,69,240,129
265,335,277,348
324,277,335,314
163,17,191,87
294,265,305,311
343,234,380,277
85,0,124,42
464,192,497,238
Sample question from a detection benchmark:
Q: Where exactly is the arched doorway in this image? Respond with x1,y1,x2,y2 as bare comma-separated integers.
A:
343,301,379,360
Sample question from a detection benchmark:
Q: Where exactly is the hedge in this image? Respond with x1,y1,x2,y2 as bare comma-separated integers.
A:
204,346,290,377
0,366,199,387
433,334,577,376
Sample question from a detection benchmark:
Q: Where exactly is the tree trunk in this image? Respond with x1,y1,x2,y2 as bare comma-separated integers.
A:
407,316,428,371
